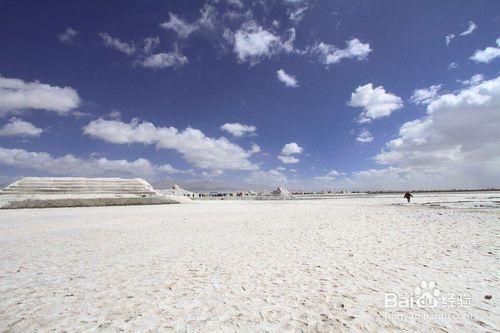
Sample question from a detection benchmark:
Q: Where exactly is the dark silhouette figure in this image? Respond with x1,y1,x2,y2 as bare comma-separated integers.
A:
404,192,413,203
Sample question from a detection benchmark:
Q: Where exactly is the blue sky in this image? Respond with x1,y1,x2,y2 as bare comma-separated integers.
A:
0,0,499,191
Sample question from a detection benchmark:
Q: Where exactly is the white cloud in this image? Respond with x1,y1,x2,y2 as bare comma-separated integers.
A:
0,146,175,178
232,22,293,63
446,21,477,46
108,110,122,119
313,169,344,182
356,130,373,143
158,163,180,174
458,74,485,86
278,155,299,164
447,62,460,70
220,123,257,137
143,36,160,54
160,13,198,38
445,34,455,46
140,49,188,69
281,142,303,155
83,118,258,171
276,69,298,87
97,33,184,70
458,21,477,36
0,75,80,117
278,142,303,164
246,169,287,186
0,118,43,137
59,28,78,44
348,83,403,122
225,0,244,8
371,75,500,189
289,6,308,24
410,84,442,105
98,33,136,55
198,4,217,29
470,38,500,63
160,5,216,38
310,38,371,65
249,143,260,154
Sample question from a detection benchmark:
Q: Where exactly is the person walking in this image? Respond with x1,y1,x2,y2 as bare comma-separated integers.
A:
404,192,413,203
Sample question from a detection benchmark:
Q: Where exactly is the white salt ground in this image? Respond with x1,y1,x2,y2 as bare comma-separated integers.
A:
0,194,498,332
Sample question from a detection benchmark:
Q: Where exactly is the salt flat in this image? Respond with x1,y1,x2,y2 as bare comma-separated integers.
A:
0,194,498,332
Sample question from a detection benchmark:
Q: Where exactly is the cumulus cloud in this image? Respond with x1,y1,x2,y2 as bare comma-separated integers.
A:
348,83,403,122
356,130,373,143
448,62,460,70
160,13,198,38
458,74,485,86
220,123,257,137
0,146,176,178
370,75,500,189
310,38,371,65
0,75,80,117
83,118,258,171
458,21,477,36
410,84,442,105
59,28,78,44
158,163,180,174
278,155,299,164
276,69,298,87
0,118,43,137
140,49,188,69
278,142,303,164
470,38,500,63
232,22,294,63
281,142,303,155
98,33,136,55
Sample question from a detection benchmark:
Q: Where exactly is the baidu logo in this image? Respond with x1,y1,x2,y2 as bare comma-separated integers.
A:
384,280,471,309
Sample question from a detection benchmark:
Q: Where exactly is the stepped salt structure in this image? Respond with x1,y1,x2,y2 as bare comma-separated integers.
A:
0,177,190,209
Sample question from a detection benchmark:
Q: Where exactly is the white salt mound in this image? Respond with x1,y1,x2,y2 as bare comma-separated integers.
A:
273,186,295,199
160,184,197,198
0,177,190,208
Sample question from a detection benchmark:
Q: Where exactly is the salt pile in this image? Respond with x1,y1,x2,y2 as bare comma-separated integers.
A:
0,177,189,209
272,186,295,199
159,184,198,198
